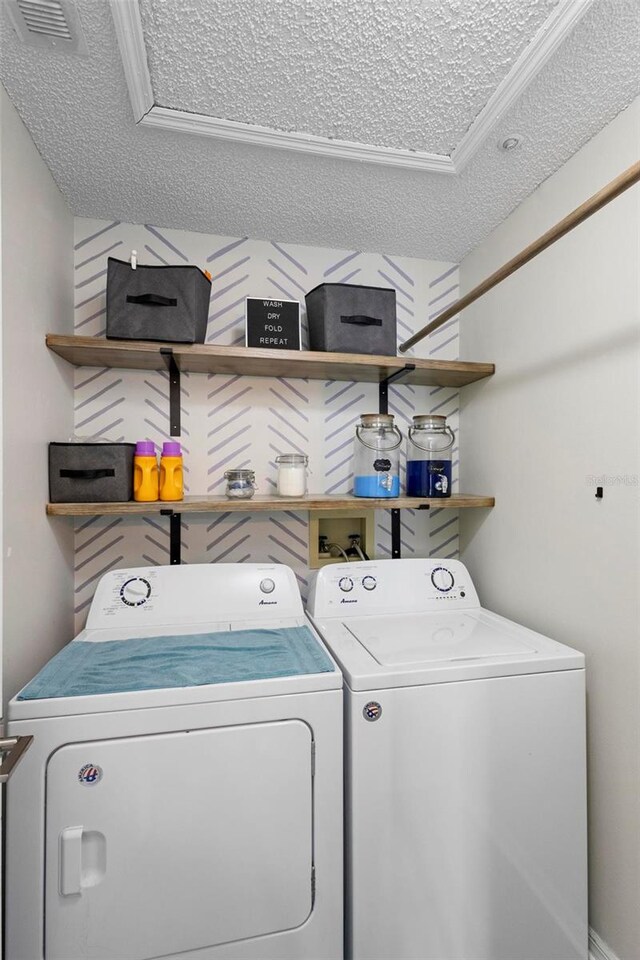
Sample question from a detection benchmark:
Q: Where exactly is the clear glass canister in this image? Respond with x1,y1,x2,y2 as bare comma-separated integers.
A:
406,414,455,497
276,454,308,497
353,413,402,498
224,468,256,500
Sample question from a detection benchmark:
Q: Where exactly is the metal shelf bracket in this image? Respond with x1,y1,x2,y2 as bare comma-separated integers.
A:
378,363,415,559
160,347,181,437
378,363,416,415
390,509,401,559
160,508,182,564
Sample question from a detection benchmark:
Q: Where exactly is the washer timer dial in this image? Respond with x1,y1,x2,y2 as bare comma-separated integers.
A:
339,577,354,593
431,566,455,593
362,576,377,591
120,577,152,607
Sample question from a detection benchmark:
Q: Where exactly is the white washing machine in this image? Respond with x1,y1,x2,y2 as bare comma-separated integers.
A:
306,558,588,960
6,563,343,960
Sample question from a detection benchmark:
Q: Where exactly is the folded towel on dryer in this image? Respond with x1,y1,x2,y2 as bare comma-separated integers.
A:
18,626,335,700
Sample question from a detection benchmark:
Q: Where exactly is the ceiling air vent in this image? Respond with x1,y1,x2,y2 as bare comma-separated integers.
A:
4,0,88,55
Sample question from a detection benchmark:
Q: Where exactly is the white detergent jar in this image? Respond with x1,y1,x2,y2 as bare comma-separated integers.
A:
276,454,309,497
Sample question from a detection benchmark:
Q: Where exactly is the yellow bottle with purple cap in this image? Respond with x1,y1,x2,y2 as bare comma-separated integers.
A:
133,441,159,502
159,441,184,501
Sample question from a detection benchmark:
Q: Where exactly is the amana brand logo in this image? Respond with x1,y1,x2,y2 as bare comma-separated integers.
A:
340,598,358,603
259,599,278,605
78,763,103,786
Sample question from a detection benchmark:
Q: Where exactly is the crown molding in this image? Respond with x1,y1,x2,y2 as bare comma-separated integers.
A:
140,106,456,172
452,0,595,170
112,0,593,173
109,0,153,121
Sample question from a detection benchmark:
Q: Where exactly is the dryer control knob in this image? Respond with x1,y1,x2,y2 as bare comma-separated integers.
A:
339,577,354,593
362,576,377,591
259,578,276,594
120,577,151,606
431,566,455,592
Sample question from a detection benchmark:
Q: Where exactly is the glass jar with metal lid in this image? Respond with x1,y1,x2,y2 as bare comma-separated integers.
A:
353,413,402,498
406,414,454,497
224,468,256,500
275,453,309,497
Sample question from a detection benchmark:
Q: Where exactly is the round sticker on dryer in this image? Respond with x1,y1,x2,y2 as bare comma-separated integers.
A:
78,763,103,786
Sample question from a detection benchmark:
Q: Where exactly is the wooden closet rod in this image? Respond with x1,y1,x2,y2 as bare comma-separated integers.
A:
399,160,640,353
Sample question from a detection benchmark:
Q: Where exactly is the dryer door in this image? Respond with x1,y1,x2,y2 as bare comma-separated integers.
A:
45,721,313,960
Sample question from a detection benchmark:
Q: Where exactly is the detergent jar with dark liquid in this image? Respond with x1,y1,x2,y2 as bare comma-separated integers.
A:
406,414,454,497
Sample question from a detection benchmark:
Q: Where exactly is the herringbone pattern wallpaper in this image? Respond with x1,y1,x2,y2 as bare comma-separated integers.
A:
72,219,460,627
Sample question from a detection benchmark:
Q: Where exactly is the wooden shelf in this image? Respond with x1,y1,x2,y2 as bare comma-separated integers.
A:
47,494,495,518
46,336,495,561
46,335,494,388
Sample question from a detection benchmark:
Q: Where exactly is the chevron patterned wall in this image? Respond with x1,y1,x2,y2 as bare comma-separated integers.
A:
72,218,460,627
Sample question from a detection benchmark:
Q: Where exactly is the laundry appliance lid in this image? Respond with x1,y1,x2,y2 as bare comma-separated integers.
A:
345,611,538,665
309,608,585,691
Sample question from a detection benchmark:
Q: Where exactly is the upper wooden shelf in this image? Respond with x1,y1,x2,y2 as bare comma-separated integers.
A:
46,335,495,388
47,494,495,517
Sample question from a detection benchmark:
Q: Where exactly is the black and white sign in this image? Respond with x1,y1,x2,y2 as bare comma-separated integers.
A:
245,298,301,350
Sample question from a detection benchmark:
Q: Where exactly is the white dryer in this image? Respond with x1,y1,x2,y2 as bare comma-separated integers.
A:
307,558,588,960
6,563,343,960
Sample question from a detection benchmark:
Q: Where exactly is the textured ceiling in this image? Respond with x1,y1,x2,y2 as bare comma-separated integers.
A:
140,0,559,155
0,0,638,261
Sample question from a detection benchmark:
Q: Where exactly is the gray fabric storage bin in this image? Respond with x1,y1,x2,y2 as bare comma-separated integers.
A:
305,283,397,355
49,442,136,503
106,257,211,343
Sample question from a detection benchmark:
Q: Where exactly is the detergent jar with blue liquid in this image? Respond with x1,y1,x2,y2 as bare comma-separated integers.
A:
353,413,402,498
406,414,454,497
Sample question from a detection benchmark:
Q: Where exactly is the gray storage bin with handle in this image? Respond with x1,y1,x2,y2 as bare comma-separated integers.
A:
49,442,136,503
304,283,397,355
106,257,211,343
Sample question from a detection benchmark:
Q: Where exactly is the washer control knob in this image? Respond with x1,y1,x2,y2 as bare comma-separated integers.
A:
259,578,276,594
362,576,377,591
431,566,455,592
120,577,152,607
339,577,354,593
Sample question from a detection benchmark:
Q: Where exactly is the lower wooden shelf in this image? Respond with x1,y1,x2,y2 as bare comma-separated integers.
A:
47,494,495,517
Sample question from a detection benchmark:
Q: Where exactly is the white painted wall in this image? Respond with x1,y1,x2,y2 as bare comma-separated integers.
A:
1,85,75,716
459,98,640,960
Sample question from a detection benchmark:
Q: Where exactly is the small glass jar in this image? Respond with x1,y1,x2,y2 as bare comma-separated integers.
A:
224,468,256,500
275,454,308,497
